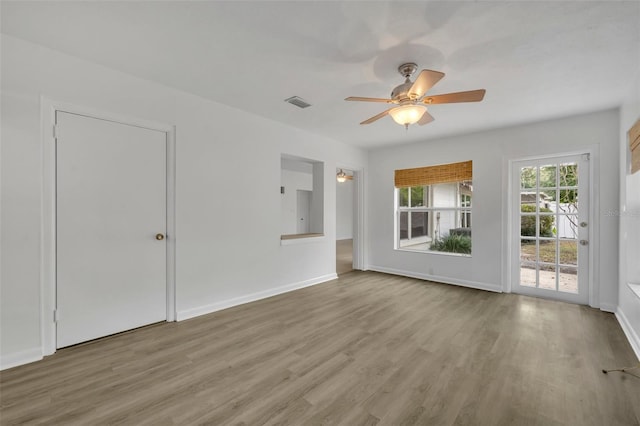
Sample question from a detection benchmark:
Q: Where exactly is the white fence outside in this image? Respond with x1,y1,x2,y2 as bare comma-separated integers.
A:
548,202,578,239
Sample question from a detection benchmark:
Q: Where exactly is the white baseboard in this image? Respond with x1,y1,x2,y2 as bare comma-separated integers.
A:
368,265,502,293
177,273,338,321
599,303,617,313
0,347,42,371
615,307,640,361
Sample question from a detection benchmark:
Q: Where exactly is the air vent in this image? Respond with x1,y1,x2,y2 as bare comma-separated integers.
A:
284,96,311,109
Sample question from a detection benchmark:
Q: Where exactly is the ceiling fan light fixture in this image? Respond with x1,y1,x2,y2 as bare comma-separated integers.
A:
389,104,427,126
336,169,347,183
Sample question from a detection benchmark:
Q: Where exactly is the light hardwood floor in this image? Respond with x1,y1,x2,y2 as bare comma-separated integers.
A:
1,272,639,425
336,239,353,275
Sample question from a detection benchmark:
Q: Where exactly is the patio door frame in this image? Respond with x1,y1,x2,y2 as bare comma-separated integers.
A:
507,148,599,307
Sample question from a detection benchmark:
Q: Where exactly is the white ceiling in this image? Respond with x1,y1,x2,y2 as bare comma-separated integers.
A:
2,1,639,148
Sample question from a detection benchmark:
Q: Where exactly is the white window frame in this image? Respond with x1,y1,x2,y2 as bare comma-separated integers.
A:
395,182,472,254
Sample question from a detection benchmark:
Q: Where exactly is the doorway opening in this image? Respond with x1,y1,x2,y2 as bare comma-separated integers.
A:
336,167,355,275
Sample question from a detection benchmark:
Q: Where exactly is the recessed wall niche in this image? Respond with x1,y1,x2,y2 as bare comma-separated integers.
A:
281,154,324,238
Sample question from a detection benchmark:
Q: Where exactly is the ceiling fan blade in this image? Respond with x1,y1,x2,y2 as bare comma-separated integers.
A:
423,89,486,105
345,96,395,103
360,109,392,125
417,111,435,126
409,69,445,99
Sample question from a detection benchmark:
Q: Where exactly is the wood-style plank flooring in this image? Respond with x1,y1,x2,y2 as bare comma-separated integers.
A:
1,271,639,425
336,239,353,275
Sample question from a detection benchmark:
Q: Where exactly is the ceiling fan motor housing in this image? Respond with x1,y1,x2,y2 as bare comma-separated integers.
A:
392,63,421,102
391,82,415,102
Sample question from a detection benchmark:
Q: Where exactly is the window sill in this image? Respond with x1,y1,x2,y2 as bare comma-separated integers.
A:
395,248,471,258
280,233,325,245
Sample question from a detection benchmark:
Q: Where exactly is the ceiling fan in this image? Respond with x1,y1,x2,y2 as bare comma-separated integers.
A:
345,63,485,129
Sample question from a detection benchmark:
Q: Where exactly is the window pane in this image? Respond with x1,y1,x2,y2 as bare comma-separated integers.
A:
399,211,408,240
538,214,555,237
539,164,557,188
559,266,578,293
460,210,471,228
556,214,578,239
520,167,537,189
435,210,457,239
559,240,577,266
558,163,578,188
410,186,425,207
538,264,557,290
538,240,557,264
520,215,536,238
520,239,537,263
410,211,429,238
398,187,408,207
558,189,578,206
520,262,537,287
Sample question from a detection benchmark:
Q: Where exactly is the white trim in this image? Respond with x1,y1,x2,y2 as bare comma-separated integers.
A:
616,307,640,361
599,303,617,313
40,97,177,355
353,168,366,271
394,248,471,258
368,265,502,293
166,126,177,322
588,146,600,309
176,273,338,321
0,348,43,371
503,154,512,293
335,164,366,272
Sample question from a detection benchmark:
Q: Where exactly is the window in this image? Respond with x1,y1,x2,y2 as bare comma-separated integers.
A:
395,161,472,255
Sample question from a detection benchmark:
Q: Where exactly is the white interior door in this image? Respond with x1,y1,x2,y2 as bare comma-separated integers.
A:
297,190,311,234
511,154,590,305
56,111,167,348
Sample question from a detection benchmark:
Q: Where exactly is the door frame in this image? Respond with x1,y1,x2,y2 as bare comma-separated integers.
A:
40,97,177,356
336,164,366,271
506,147,599,308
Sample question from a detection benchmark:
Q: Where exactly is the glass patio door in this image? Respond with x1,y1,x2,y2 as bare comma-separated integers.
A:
511,154,590,304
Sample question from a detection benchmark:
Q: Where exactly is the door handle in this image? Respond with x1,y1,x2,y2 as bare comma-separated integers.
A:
580,240,588,246
155,233,165,241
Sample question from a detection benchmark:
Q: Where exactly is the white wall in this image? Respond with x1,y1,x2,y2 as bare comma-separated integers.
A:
618,94,640,360
367,109,620,305
336,177,353,240
0,35,367,368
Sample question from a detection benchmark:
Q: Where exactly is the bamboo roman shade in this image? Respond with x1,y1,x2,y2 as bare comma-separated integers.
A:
630,118,640,174
395,160,472,188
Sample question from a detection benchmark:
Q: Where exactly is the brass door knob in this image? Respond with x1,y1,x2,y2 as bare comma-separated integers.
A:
155,233,165,241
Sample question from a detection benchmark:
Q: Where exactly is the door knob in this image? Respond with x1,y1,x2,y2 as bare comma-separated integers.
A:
155,233,165,241
580,239,588,246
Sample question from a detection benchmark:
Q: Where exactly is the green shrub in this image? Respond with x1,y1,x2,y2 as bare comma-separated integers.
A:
431,234,471,254
450,227,471,237
520,205,554,237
